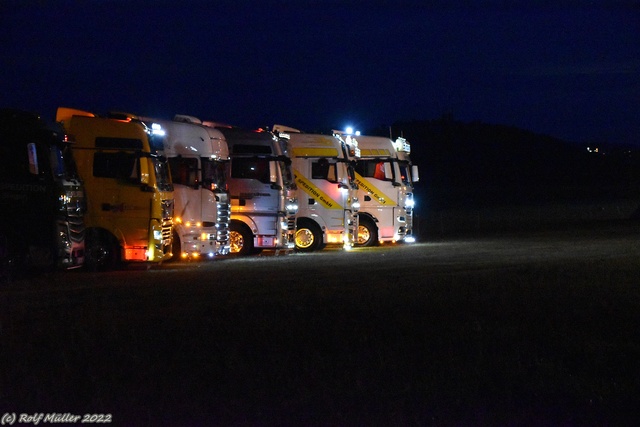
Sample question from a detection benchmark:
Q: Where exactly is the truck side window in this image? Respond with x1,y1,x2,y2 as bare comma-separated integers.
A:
93,152,139,182
168,157,198,187
0,141,33,179
231,157,270,184
311,159,338,182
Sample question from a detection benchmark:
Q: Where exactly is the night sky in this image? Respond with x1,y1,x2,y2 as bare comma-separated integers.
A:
1,0,638,145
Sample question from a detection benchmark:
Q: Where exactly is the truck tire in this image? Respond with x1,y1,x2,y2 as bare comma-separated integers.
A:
357,216,378,247
229,221,254,255
85,229,120,271
295,219,323,252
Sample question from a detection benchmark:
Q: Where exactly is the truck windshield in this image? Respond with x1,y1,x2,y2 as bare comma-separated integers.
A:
201,158,228,192
153,158,173,192
355,159,393,181
231,157,270,184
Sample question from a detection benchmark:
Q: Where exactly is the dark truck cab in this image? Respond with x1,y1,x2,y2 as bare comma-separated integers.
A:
0,109,85,274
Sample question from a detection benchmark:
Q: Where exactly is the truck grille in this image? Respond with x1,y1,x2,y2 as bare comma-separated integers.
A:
64,189,85,244
162,222,172,242
67,215,85,244
286,214,296,231
216,201,230,244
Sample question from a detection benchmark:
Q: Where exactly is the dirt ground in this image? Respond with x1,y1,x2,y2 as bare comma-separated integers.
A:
2,220,640,425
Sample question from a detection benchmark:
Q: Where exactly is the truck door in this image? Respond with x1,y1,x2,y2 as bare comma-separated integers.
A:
230,156,278,215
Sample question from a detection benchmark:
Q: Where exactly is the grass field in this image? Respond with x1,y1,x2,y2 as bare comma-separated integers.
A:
2,226,640,426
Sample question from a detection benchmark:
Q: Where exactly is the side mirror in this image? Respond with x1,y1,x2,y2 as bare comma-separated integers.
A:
27,143,39,175
269,160,278,184
384,163,393,180
139,157,150,185
192,181,200,190
335,162,346,183
411,165,420,183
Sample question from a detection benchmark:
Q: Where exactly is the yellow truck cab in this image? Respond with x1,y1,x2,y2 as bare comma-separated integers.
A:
56,107,174,269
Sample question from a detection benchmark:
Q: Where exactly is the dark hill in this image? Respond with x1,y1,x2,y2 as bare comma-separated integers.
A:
369,116,640,211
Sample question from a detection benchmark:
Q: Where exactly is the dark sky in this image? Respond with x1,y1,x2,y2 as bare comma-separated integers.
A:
2,0,638,145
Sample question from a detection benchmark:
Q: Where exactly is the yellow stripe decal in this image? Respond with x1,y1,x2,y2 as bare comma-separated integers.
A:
294,169,342,210
360,148,391,156
291,147,339,157
354,172,393,205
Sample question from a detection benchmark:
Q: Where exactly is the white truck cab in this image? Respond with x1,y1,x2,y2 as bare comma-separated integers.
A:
144,115,231,259
275,125,360,251
206,125,297,255
339,132,417,245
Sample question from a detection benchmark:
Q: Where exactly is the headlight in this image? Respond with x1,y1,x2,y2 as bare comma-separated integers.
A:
286,198,298,213
405,193,415,209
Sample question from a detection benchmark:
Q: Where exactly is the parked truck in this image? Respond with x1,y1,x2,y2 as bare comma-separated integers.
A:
336,132,416,246
141,115,231,259
274,125,359,251
204,124,297,255
0,108,85,275
56,107,174,269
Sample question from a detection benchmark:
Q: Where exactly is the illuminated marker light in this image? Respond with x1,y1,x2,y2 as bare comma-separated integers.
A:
151,123,166,136
327,234,342,244
342,234,354,251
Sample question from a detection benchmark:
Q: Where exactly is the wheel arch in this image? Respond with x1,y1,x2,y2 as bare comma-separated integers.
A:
230,215,258,235
356,211,378,224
